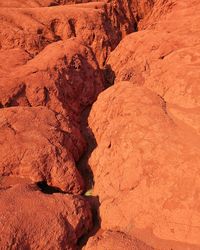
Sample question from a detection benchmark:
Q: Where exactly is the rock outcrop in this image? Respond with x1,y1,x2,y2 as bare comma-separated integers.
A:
1,0,199,249
0,106,85,193
88,83,200,249
0,0,154,65
87,0,200,249
0,183,92,249
108,0,200,112
0,40,103,117
0,39,103,194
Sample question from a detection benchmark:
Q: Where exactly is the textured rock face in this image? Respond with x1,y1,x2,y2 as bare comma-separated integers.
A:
85,230,154,250
101,0,154,43
0,183,92,249
87,0,200,249
89,83,200,249
108,0,200,111
0,2,108,65
0,0,66,7
1,0,199,249
0,2,117,66
0,1,108,246
0,40,103,118
0,0,154,65
0,0,85,8
0,106,85,193
0,38,104,195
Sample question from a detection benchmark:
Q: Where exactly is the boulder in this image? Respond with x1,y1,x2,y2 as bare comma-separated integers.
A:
88,83,200,249
85,230,154,250
0,183,92,249
0,106,84,193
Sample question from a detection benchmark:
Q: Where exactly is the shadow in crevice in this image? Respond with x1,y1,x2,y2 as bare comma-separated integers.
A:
37,181,66,194
76,63,116,249
77,106,97,192
77,195,101,249
76,105,102,249
101,0,139,59
76,62,115,192
102,64,116,88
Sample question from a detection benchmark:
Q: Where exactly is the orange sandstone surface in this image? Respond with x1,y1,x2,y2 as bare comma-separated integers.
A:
0,0,200,249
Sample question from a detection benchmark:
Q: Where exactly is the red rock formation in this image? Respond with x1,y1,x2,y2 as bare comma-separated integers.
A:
108,0,200,134
88,83,200,249
0,2,118,65
87,0,200,249
0,183,92,249
0,39,103,194
0,106,85,193
0,0,68,7
1,0,199,249
85,230,154,249
0,0,154,65
0,40,103,117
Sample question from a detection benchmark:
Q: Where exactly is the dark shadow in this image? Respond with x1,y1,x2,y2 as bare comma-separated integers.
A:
102,64,116,88
37,181,66,194
101,0,138,66
77,195,101,249
83,44,116,89
68,19,77,37
77,106,97,192
76,68,116,249
55,51,103,125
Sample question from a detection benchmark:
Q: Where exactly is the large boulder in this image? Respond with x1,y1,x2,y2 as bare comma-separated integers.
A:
87,1,200,249
0,106,84,193
0,34,103,196
0,40,103,119
0,183,92,249
88,83,200,249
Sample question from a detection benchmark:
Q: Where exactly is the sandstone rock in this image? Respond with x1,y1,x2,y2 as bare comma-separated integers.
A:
0,40,104,175
85,230,154,250
1,0,200,249
0,183,92,249
0,2,117,65
0,40,103,120
107,0,200,132
0,0,155,66
100,0,154,45
88,83,200,249
0,0,70,8
0,106,84,193
87,1,200,249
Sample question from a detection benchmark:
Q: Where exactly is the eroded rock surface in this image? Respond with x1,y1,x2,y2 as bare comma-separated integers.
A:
85,230,154,250
0,0,154,65
1,0,199,249
88,83,200,249
0,39,103,117
0,106,85,193
108,0,200,132
87,1,200,248
0,183,92,249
